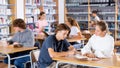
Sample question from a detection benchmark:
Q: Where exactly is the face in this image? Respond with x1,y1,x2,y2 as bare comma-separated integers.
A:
40,14,46,19
13,27,20,32
92,13,96,17
57,30,69,40
95,25,105,36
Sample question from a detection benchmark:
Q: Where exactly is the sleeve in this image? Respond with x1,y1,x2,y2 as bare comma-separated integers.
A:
44,21,48,26
81,38,92,55
35,21,39,28
21,32,35,47
75,27,80,33
64,39,71,48
94,37,114,58
8,33,19,43
45,36,54,49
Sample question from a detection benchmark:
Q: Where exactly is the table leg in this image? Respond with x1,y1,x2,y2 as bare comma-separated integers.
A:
7,54,11,68
56,62,60,68
30,51,33,68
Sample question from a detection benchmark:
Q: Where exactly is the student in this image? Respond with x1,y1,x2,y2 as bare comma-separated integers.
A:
35,11,48,33
38,24,76,68
81,21,114,58
4,18,35,68
91,10,100,22
66,17,83,49
66,17,83,38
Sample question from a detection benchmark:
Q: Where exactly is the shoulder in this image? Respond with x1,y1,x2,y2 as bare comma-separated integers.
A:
71,26,79,31
71,26,78,29
106,34,114,41
90,34,96,39
26,29,33,33
45,35,55,41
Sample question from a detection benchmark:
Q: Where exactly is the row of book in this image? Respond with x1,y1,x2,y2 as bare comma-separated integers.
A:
66,0,110,3
0,8,12,15
0,0,8,5
25,0,41,5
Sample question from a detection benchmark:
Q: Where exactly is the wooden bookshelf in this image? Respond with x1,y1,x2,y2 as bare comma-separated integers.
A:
24,0,58,32
65,0,119,40
9,0,16,34
0,0,16,35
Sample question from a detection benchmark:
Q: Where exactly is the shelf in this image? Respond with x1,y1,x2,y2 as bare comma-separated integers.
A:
105,20,115,22
43,4,56,7
47,20,56,23
0,4,15,6
66,4,88,7
77,20,88,22
67,12,89,14
0,0,16,35
46,13,56,15
0,14,14,16
118,20,120,22
99,12,115,14
0,24,10,26
27,23,35,25
83,2,115,4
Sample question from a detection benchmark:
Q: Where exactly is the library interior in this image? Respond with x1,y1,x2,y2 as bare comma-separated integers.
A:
0,0,120,68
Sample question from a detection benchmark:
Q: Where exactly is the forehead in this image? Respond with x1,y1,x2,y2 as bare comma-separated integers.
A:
95,25,101,30
58,30,69,34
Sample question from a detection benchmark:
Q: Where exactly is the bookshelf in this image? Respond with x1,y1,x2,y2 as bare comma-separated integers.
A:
24,0,58,32
24,0,41,30
116,0,120,40
65,0,89,30
0,0,16,35
65,0,120,40
42,0,58,32
88,0,116,38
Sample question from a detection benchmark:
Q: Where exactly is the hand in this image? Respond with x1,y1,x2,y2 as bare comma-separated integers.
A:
68,50,75,56
83,53,96,58
13,42,19,45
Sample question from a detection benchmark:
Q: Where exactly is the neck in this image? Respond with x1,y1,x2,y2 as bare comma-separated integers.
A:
55,34,61,41
19,29,25,32
40,18,44,20
100,33,106,37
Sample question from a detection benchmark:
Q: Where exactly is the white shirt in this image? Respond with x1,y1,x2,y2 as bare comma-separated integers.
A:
69,26,81,43
81,34,114,58
70,26,80,36
94,16,100,21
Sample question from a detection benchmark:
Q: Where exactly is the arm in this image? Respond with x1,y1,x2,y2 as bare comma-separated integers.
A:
94,38,114,58
47,37,75,58
48,48,70,58
21,32,35,47
81,38,92,55
7,33,18,44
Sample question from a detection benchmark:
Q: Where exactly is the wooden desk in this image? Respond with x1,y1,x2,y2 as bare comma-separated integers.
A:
52,54,120,68
0,46,37,68
115,41,120,46
67,36,86,43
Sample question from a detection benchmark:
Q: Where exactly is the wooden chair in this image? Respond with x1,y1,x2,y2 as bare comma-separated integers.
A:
30,50,40,68
0,63,16,68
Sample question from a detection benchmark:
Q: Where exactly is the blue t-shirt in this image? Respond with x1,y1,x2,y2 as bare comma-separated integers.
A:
38,35,70,68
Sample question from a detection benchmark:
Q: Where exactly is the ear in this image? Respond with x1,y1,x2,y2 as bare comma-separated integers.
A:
103,30,107,34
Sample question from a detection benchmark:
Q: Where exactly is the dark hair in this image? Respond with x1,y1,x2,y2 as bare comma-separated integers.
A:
55,24,71,36
39,11,45,19
96,21,108,32
12,18,26,29
92,10,98,14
